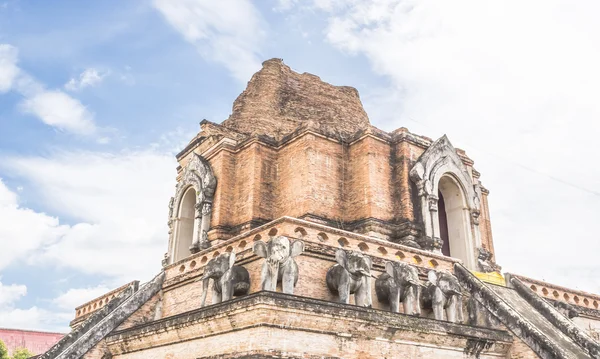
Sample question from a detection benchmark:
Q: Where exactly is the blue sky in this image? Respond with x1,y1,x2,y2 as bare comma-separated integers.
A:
1,0,599,331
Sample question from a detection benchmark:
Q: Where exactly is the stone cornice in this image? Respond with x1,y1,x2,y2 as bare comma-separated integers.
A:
180,124,477,171
165,216,461,271
106,291,512,355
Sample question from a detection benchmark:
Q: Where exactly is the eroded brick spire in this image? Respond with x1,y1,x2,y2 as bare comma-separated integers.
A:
221,58,371,140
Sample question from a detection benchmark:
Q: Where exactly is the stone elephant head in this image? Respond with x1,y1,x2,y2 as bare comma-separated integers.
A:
422,270,464,323
375,261,422,315
326,249,373,307
253,236,304,294
198,252,250,307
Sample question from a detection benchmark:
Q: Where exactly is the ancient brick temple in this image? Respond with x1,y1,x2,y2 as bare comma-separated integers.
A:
43,59,600,359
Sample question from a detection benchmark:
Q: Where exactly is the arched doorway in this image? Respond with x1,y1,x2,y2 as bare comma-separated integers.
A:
410,135,483,270
173,187,196,262
438,190,451,257
437,175,473,266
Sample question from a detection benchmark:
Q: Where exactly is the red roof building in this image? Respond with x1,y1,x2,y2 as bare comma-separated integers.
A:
0,328,63,356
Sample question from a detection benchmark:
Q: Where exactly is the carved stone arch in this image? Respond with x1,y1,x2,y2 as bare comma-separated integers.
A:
410,136,476,202
429,161,476,210
409,135,480,270
166,153,217,265
172,153,216,211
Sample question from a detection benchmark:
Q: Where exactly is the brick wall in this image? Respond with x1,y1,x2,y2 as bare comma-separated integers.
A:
82,339,109,359
191,130,491,254
116,292,162,331
510,336,540,359
0,329,63,356
106,293,512,359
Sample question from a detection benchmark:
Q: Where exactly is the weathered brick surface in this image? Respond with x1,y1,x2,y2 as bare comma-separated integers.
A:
181,129,489,249
510,337,541,359
392,138,425,223
275,135,315,219
82,339,108,359
209,149,235,232
221,59,371,140
115,292,162,331
346,136,395,223
107,293,512,359
113,328,505,359
172,59,495,259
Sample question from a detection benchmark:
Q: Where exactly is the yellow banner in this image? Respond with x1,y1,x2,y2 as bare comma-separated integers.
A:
472,271,505,286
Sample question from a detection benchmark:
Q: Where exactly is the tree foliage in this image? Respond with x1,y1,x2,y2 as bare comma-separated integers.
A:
11,348,33,359
0,340,9,359
0,342,33,359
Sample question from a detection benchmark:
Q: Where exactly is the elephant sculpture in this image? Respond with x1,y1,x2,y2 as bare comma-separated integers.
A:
198,252,250,307
375,261,422,315
253,236,304,294
421,270,464,323
326,249,373,307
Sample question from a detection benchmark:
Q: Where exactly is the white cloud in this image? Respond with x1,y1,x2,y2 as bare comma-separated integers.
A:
153,0,266,82
20,91,96,135
0,43,98,136
0,279,70,332
0,145,180,330
0,281,27,307
52,285,111,310
0,44,19,92
0,179,18,206
0,179,69,270
306,0,600,292
65,68,108,91
0,306,71,332
1,149,176,282
275,0,345,12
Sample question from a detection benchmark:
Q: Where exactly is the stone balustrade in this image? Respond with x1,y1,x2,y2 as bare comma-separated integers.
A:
165,216,460,284
160,216,461,318
71,281,139,328
511,273,600,310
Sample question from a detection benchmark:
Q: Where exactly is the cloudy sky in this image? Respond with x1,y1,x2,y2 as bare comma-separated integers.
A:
1,0,599,331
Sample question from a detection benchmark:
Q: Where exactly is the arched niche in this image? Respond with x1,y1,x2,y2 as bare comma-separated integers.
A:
409,135,480,270
165,153,217,266
437,175,474,267
173,186,197,262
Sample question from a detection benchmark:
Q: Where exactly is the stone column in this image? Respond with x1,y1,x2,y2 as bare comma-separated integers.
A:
190,201,212,253
415,179,442,252
428,194,443,254
471,209,482,248
199,201,212,249
189,202,203,253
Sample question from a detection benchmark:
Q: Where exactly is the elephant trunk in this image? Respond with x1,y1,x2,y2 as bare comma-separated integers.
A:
358,268,371,278
409,279,425,287
199,276,210,307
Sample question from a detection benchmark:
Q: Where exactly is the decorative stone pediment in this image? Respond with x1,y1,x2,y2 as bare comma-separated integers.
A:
175,153,217,207
409,135,476,209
